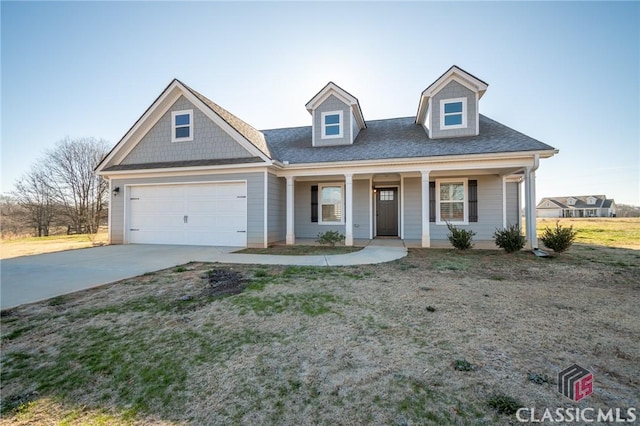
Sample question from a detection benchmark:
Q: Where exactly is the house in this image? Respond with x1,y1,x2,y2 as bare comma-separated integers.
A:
537,195,616,218
95,66,558,249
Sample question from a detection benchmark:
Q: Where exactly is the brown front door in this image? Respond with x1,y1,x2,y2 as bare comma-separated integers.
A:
376,188,398,236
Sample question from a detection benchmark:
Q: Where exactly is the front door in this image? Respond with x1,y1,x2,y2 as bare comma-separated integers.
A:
376,188,398,236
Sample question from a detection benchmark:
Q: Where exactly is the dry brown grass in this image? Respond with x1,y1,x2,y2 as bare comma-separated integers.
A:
1,246,638,425
0,232,109,259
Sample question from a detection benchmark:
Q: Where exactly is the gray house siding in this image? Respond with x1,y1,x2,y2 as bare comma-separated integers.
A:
506,182,520,227
109,171,265,247
267,173,286,243
313,95,352,147
353,179,370,239
294,180,344,238
351,111,360,142
403,177,422,240
430,80,477,139
121,96,253,165
430,175,503,240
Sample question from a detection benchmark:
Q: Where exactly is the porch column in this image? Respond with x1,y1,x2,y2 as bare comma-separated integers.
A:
502,176,508,229
421,170,431,248
524,168,538,249
344,173,353,246
286,176,295,245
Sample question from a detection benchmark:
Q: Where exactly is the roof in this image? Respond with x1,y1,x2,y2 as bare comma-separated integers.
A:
264,114,556,164
305,81,366,129
537,195,615,209
180,81,272,158
102,157,263,172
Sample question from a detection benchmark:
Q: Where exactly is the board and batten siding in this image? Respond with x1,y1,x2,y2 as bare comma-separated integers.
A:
353,179,371,239
121,96,254,165
430,80,478,139
403,177,423,240
267,173,286,243
506,181,520,227
109,172,265,247
313,95,352,147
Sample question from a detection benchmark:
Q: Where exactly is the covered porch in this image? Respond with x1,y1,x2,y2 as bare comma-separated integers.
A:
276,154,541,249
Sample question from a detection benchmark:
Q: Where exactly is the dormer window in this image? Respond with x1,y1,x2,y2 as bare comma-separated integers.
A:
321,111,343,139
440,98,467,129
567,197,576,205
587,197,596,205
171,109,193,142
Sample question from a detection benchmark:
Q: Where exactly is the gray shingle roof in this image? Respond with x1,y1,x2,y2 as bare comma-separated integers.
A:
538,195,614,209
102,157,263,172
264,115,555,164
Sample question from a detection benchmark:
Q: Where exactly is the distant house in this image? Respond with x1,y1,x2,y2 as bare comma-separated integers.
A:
536,195,616,218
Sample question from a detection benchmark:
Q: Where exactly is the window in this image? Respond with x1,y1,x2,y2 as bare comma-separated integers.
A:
587,197,596,205
440,98,467,129
321,111,343,139
431,179,476,223
436,179,468,224
567,197,576,206
171,109,193,142
379,190,394,201
319,184,344,223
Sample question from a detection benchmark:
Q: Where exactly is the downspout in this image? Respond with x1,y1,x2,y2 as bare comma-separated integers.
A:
526,154,540,249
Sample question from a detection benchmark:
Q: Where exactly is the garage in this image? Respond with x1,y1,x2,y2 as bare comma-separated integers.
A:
127,182,247,246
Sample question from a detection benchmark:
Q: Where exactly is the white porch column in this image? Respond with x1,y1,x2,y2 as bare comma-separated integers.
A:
524,168,538,249
421,170,431,248
345,173,353,246
286,176,295,245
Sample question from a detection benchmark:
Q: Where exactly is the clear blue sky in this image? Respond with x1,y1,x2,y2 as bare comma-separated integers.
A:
2,1,639,204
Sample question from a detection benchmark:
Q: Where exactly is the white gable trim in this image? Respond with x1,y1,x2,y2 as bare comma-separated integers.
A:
96,80,271,173
305,82,366,129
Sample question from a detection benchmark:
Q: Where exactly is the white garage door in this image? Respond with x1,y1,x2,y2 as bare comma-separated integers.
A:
127,182,247,246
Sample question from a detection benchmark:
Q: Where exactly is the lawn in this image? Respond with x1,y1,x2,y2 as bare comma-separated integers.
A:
537,217,640,249
1,245,638,425
0,232,109,260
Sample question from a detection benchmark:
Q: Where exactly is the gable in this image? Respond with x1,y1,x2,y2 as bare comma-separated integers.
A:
312,94,353,147
429,80,478,139
120,96,254,165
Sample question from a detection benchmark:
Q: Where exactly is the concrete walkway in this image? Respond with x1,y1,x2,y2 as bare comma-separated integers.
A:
0,240,406,310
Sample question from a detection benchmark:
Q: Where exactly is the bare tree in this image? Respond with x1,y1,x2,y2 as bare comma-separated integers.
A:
11,163,57,236
46,137,110,234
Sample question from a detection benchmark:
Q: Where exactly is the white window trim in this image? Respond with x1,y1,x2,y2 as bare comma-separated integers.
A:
440,98,467,130
321,111,343,139
171,109,194,142
318,182,345,225
436,178,468,225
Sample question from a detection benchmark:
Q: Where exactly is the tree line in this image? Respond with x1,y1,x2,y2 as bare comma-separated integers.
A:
2,137,110,237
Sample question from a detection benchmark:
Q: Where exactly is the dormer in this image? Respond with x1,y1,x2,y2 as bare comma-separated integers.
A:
305,82,366,147
416,65,488,139
567,197,577,206
587,196,597,205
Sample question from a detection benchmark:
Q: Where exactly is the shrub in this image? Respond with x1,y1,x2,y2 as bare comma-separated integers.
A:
446,222,475,250
487,393,522,415
493,225,526,253
540,221,577,253
316,230,345,247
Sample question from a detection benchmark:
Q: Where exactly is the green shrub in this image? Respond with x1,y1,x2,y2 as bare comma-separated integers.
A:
446,222,475,250
316,230,345,247
493,225,526,253
540,221,577,253
487,393,522,415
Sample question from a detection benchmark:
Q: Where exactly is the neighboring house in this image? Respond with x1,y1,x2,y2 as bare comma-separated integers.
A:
537,195,617,218
96,65,558,249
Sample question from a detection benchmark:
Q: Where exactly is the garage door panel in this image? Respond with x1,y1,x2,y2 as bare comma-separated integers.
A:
128,182,247,247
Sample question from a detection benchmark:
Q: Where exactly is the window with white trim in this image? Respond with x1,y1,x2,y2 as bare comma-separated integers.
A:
436,179,468,224
319,183,344,223
440,98,467,130
171,109,193,142
321,111,343,139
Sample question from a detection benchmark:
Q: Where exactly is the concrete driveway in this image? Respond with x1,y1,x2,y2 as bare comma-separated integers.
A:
0,245,235,310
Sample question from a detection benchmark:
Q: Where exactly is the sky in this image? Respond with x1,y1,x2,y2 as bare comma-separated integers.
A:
1,1,639,205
